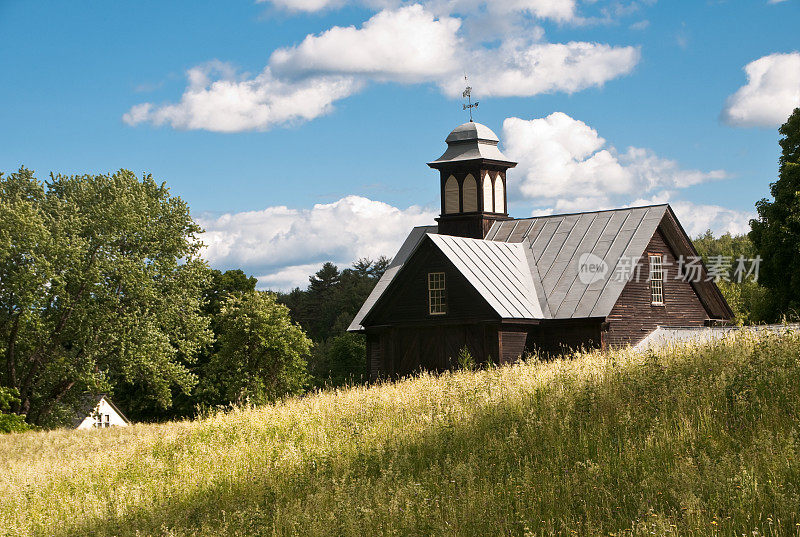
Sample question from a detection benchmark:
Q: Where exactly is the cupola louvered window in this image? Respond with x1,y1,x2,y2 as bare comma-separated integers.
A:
462,174,477,212
444,175,459,214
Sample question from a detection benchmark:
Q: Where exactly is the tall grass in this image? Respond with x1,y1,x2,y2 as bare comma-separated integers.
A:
2,333,800,536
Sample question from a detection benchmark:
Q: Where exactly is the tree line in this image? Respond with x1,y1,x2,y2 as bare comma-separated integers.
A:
2,107,799,431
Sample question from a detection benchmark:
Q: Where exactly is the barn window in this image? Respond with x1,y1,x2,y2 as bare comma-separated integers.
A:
649,254,664,305
483,173,494,212
444,175,459,214
428,272,446,315
462,174,478,212
494,176,505,213
94,413,102,428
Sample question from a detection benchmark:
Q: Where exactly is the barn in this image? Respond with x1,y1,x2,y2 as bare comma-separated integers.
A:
348,121,733,378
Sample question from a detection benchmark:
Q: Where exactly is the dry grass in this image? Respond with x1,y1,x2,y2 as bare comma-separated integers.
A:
2,333,800,536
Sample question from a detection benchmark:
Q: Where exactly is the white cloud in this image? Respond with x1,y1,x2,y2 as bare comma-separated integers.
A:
125,5,640,132
438,40,640,98
198,195,437,290
722,52,800,128
627,193,754,237
503,112,727,208
261,0,578,23
123,61,361,132
270,5,462,82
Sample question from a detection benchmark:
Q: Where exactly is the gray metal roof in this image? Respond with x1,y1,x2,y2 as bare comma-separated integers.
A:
428,233,544,319
348,225,437,332
347,204,723,331
428,121,516,167
485,205,669,319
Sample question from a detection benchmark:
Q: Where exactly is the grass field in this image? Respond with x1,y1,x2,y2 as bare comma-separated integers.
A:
2,333,800,537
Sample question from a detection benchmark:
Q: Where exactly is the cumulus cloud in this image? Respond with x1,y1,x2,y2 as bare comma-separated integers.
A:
261,0,578,22
438,40,640,98
125,5,640,132
270,5,462,82
123,61,361,132
503,112,727,209
721,52,800,128
198,195,437,290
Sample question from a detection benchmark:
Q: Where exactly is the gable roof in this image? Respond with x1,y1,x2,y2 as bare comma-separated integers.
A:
427,234,544,319
348,204,732,331
485,204,669,319
348,225,437,331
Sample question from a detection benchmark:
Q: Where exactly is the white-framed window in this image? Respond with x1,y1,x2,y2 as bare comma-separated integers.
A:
649,254,664,305
94,413,102,428
428,272,446,315
104,414,110,428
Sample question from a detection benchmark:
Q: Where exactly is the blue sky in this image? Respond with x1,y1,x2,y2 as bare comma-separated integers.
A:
1,0,798,289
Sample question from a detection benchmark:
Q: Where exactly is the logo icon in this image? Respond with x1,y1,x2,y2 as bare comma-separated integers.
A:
577,253,608,285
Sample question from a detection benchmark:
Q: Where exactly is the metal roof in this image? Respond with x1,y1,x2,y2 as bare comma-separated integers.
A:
348,204,730,331
485,205,669,319
427,233,544,319
428,121,516,167
348,225,437,332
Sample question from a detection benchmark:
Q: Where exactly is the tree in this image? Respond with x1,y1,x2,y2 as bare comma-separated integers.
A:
0,168,212,427
147,269,258,420
0,387,30,433
750,107,800,318
206,291,312,405
693,231,776,324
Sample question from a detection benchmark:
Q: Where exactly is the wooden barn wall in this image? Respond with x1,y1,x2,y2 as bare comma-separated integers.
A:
526,319,603,357
605,229,710,348
498,329,528,364
370,324,499,378
365,239,498,326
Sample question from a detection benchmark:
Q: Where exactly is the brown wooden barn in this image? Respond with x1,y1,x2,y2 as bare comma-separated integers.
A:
347,121,733,378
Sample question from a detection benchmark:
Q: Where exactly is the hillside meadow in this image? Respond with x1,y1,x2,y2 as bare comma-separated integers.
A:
1,333,799,537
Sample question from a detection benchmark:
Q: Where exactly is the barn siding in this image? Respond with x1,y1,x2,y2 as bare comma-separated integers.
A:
604,229,710,348
365,239,498,326
526,319,603,357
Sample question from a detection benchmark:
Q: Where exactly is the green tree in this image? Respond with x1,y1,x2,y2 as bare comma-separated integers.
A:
750,107,800,319
206,290,312,405
693,230,776,323
308,332,366,388
0,168,212,427
0,387,30,433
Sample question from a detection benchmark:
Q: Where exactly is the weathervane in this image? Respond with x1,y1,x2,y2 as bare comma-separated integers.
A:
462,75,478,122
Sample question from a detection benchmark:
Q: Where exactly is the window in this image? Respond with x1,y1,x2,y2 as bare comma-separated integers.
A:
444,175,459,214
494,176,505,214
483,173,493,212
104,414,110,428
428,272,446,315
94,413,102,428
649,254,664,305
462,174,477,212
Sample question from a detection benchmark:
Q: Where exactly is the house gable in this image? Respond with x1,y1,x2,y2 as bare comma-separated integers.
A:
363,237,499,327
604,228,712,348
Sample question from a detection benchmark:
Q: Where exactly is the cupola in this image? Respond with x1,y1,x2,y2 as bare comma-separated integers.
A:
427,121,517,239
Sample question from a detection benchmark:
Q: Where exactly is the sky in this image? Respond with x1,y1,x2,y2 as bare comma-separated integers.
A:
1,0,799,290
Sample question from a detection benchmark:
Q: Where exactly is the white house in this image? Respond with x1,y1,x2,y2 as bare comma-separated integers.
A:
74,394,131,430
